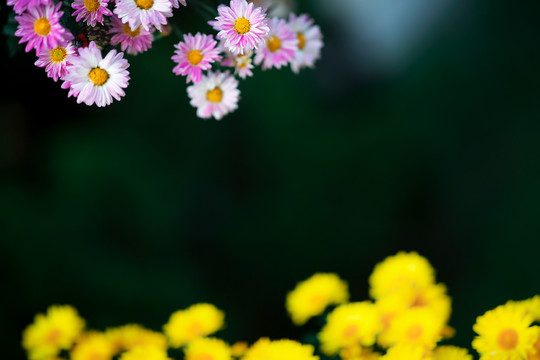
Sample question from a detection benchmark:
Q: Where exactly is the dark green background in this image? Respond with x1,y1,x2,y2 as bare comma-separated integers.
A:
1,0,539,359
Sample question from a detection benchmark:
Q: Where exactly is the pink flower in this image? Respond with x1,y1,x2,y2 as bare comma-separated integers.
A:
109,15,153,55
113,0,173,32
187,70,240,120
288,13,323,73
170,0,186,9
63,41,130,107
72,0,113,27
254,17,298,70
7,0,51,15
15,3,73,54
221,46,254,79
172,33,222,84
35,42,77,81
211,0,270,55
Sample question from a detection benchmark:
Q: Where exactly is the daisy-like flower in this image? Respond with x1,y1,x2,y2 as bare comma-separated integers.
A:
114,0,173,32
221,47,255,79
379,344,432,360
109,15,153,55
211,0,270,55
472,302,538,360
72,0,113,27
71,331,115,360
184,337,232,360
170,0,185,8
243,338,319,360
105,324,167,354
7,0,51,15
286,272,349,326
119,345,171,360
318,301,382,356
433,346,473,360
254,17,298,70
163,303,225,348
187,71,240,120
15,3,72,54
287,13,323,73
172,33,222,84
22,305,86,360
63,41,130,107
35,42,77,82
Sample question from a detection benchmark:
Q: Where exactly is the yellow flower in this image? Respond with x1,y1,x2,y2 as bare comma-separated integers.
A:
163,303,225,347
369,252,435,300
242,338,318,360
340,344,381,360
105,324,167,354
71,331,115,360
119,345,171,360
231,342,249,357
527,329,540,360
184,337,231,360
379,344,433,360
506,295,540,323
378,307,445,349
22,305,86,360
286,273,349,325
318,301,382,355
433,346,473,360
472,302,538,360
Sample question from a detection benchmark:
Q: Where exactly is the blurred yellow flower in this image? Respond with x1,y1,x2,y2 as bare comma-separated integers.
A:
231,342,249,357
339,343,381,360
369,251,435,300
318,301,382,355
379,344,433,360
472,302,538,360
22,305,86,360
71,331,115,360
286,272,349,325
378,307,445,349
105,324,167,354
184,337,232,360
242,338,318,360
432,345,472,360
163,303,225,347
527,330,540,360
506,295,540,323
119,344,171,360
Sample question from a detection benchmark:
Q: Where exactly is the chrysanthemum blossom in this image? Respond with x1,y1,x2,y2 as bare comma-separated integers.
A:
170,0,185,8
186,71,240,120
163,303,225,348
433,346,473,360
72,0,113,27
184,337,232,360
105,324,168,354
254,17,298,70
472,302,538,360
7,0,51,15
35,42,77,82
22,305,86,360
369,251,436,300
212,0,270,55
63,41,130,107
287,13,323,73
172,33,222,84
379,344,431,360
286,272,349,326
119,344,171,360
15,3,72,54
109,15,153,55
114,0,173,32
318,301,383,356
221,47,254,79
243,338,319,360
70,331,115,360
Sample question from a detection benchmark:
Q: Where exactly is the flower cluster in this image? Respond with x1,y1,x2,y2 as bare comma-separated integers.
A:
23,252,537,360
5,0,323,118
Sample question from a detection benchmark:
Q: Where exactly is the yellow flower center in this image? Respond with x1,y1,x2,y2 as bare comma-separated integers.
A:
123,23,141,37
297,32,306,50
266,36,281,53
50,46,67,62
45,329,60,343
206,87,223,103
135,0,153,10
406,324,423,340
234,17,250,35
88,67,109,86
187,50,204,65
34,17,51,36
191,355,214,360
342,324,358,337
84,0,100,12
497,328,519,350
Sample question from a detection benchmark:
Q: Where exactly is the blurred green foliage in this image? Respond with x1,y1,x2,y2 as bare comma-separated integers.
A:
1,0,539,359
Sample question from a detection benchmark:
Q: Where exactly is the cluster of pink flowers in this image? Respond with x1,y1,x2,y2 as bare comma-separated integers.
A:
8,0,323,117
